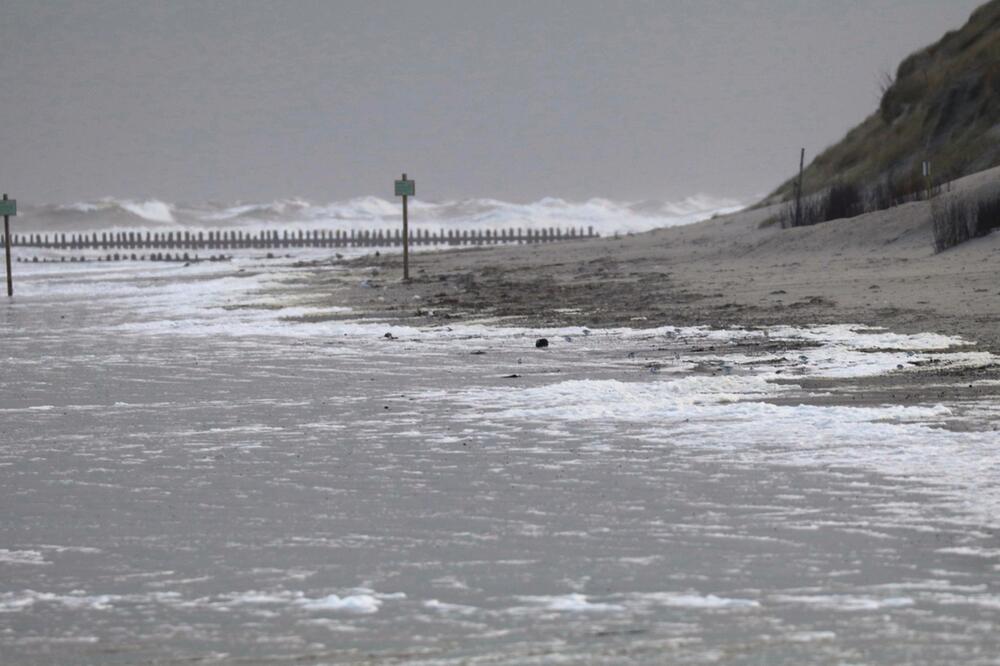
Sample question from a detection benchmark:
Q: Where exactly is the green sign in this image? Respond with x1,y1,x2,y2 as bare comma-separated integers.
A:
394,180,415,197
0,199,15,216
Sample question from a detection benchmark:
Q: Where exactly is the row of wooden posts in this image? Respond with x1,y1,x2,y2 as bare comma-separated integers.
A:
1,226,598,251
17,253,230,264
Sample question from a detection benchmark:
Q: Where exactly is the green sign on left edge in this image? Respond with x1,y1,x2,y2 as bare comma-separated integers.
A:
0,199,15,216
394,180,415,197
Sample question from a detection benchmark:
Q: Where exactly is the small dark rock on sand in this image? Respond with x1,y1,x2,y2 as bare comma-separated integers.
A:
535,338,549,348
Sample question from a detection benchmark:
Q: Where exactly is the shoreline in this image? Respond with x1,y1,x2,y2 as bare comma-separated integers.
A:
289,181,1000,351
274,170,1000,417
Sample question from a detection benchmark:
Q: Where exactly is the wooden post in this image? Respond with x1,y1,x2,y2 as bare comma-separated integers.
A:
3,194,12,297
401,172,410,281
794,147,805,227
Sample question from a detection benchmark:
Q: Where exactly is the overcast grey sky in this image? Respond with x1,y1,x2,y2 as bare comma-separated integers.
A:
0,1,984,204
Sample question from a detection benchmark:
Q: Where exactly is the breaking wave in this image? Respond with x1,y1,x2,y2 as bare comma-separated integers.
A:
16,194,744,235
53,198,176,224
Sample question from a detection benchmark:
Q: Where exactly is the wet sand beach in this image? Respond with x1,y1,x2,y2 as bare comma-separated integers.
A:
279,169,1000,418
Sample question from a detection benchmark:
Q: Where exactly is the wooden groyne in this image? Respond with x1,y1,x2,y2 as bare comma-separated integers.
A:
17,253,230,264
1,226,598,251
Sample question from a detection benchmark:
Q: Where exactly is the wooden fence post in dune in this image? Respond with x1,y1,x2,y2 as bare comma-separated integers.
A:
394,173,415,281
794,148,805,228
1,194,15,297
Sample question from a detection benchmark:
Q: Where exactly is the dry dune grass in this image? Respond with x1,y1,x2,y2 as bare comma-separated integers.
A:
932,179,1000,251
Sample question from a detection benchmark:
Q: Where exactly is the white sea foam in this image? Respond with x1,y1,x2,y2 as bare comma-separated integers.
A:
428,366,1000,525
785,631,837,643
0,550,49,565
507,591,758,616
219,588,398,615
444,377,950,421
627,592,760,610
32,545,102,554
0,587,396,616
936,547,1000,559
514,593,625,613
451,377,791,422
930,593,1000,610
771,594,915,612
423,599,479,615
0,591,116,613
297,593,382,614
767,325,961,351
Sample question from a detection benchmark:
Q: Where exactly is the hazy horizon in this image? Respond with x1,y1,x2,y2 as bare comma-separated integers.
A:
0,0,984,205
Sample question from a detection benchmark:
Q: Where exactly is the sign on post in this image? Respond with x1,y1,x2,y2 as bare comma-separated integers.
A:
394,179,415,197
0,199,15,217
394,174,415,281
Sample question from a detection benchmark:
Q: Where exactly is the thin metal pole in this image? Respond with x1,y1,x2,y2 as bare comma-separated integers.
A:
402,172,410,282
3,193,11,297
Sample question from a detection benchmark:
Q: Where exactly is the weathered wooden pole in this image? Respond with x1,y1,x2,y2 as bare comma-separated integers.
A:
402,174,409,280
2,194,15,297
394,173,415,281
794,148,805,227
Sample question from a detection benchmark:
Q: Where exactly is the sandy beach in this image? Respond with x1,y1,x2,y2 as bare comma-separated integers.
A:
300,168,1000,347
277,168,1000,417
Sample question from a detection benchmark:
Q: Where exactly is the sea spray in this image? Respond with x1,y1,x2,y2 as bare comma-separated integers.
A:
16,194,744,235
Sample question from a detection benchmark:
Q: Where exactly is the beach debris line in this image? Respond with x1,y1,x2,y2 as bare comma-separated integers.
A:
394,173,416,282
1,194,16,297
